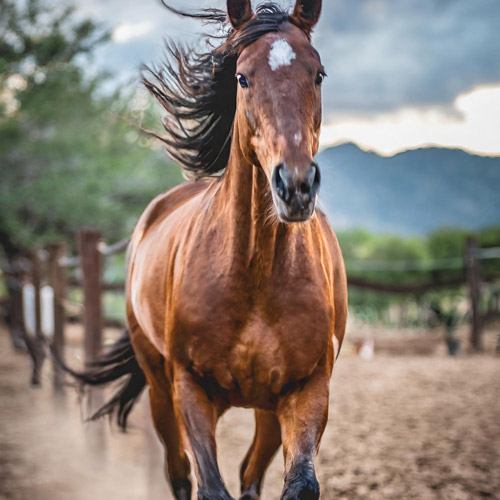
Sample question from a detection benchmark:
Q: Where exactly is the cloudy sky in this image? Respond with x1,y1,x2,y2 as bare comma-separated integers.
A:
71,0,500,156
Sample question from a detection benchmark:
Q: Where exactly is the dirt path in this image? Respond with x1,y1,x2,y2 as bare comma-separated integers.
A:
1,325,499,500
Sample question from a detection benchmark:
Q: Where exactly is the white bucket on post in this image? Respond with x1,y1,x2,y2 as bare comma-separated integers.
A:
22,283,36,337
41,285,55,339
22,283,55,339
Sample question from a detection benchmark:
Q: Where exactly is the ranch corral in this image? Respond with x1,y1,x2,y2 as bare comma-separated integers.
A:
1,322,499,500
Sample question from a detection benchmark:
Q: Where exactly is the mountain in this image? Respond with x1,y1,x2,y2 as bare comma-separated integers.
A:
317,143,500,234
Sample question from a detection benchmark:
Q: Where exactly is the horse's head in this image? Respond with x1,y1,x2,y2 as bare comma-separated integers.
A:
230,0,324,223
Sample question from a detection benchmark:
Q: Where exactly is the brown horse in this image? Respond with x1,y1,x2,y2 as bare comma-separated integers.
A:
75,2,347,499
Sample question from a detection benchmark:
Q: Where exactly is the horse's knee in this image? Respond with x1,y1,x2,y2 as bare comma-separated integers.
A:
281,460,319,500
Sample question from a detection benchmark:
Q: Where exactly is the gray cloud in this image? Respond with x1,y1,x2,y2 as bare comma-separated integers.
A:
315,0,500,116
72,0,500,116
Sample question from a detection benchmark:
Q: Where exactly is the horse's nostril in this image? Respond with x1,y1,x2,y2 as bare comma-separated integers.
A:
273,163,292,202
302,164,320,196
311,163,321,194
273,163,319,206
272,164,285,200
300,182,310,194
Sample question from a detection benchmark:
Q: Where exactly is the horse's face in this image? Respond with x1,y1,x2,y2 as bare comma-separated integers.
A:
232,2,324,223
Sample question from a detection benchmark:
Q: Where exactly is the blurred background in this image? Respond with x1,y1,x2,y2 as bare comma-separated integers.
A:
1,1,499,499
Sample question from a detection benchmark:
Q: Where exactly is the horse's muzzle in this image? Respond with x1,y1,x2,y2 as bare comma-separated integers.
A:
272,162,321,222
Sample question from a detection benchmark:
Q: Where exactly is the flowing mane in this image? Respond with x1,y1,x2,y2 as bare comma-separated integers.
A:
142,3,291,180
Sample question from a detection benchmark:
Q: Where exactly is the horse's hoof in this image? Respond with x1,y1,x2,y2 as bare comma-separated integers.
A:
239,491,259,500
198,487,235,500
281,473,319,500
172,478,192,500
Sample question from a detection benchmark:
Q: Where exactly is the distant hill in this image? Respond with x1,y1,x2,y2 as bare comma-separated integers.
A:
317,143,500,234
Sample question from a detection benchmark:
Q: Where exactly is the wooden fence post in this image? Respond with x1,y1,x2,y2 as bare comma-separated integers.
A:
47,242,67,390
77,229,103,366
4,257,27,350
466,238,482,352
30,249,46,385
77,229,108,456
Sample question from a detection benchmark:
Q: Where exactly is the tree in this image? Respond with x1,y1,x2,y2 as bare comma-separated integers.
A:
0,0,181,251
0,0,182,349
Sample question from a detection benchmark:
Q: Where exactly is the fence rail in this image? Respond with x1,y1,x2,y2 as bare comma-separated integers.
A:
97,236,130,257
347,276,466,294
5,228,130,389
4,232,499,389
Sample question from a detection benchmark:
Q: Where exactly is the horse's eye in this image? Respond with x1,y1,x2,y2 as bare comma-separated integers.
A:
315,72,325,86
237,74,249,89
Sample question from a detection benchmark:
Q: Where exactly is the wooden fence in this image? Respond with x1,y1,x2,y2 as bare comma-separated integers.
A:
346,238,500,352
10,228,129,389
4,231,499,388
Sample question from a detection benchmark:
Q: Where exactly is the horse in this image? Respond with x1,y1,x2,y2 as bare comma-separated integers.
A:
74,2,347,499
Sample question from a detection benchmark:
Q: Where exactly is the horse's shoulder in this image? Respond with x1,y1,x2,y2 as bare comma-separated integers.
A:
138,180,211,233
314,209,340,252
314,209,346,284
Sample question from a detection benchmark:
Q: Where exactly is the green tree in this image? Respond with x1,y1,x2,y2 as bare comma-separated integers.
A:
0,0,181,256
427,227,469,261
0,0,181,346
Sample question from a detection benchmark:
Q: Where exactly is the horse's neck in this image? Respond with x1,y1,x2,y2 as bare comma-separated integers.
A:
216,135,281,272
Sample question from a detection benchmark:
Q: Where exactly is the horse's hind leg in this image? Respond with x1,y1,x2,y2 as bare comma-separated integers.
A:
131,329,191,500
173,365,234,500
239,410,281,500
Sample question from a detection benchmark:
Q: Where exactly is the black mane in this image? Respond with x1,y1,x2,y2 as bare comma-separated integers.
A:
142,3,291,180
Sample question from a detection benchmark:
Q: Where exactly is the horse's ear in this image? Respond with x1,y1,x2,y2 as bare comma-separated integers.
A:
227,0,253,29
291,0,322,34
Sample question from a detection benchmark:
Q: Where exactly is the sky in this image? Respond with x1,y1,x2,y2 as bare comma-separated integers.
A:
71,0,500,156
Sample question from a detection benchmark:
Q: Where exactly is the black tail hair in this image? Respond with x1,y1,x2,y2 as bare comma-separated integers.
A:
53,330,146,430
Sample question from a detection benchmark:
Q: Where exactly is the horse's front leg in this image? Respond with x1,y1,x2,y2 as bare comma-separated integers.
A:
277,358,332,500
173,365,234,500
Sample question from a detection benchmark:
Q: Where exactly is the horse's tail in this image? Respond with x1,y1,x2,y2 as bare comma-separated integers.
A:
53,329,146,430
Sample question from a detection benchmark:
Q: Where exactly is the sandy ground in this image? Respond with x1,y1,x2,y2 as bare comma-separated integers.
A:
1,323,499,500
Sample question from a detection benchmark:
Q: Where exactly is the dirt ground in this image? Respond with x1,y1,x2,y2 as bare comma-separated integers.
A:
1,323,499,500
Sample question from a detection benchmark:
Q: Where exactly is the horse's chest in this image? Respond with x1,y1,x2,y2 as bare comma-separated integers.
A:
230,304,332,399
176,265,332,341
175,275,334,403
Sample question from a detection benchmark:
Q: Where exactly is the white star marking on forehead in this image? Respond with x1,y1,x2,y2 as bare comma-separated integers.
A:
268,38,296,71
